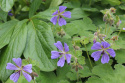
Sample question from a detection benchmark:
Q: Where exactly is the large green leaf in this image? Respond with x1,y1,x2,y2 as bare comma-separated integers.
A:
0,0,15,12
0,9,8,22
86,64,125,83
0,19,18,49
24,19,57,71
29,0,41,18
0,19,28,82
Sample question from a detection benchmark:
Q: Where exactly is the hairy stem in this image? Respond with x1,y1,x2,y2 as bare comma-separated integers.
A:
84,44,93,69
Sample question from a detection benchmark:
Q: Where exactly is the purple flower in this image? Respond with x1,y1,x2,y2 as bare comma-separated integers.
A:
91,41,115,64
50,6,71,26
8,10,13,16
6,58,32,82
51,41,72,67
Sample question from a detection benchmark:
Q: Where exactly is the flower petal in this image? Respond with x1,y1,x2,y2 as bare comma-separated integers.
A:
65,54,72,63
8,13,13,16
50,16,58,25
106,48,116,57
59,6,67,13
54,41,63,51
62,11,71,18
101,52,109,64
12,58,22,67
52,10,58,15
101,41,110,48
10,71,20,82
23,64,32,73
22,71,32,82
51,51,61,59
58,17,66,26
57,56,65,67
91,51,102,61
91,42,102,50
6,63,19,70
64,43,69,52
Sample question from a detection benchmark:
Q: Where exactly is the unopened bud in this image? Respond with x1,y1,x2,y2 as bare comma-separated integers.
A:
111,36,118,41
57,29,65,37
31,72,38,80
110,7,116,13
73,45,80,50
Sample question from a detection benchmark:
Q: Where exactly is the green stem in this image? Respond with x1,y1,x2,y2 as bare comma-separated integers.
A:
107,27,110,35
84,44,93,68
52,24,54,32
34,80,35,83
105,23,107,34
117,23,125,36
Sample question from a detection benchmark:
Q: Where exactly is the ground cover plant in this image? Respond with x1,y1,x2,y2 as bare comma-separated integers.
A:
0,0,125,83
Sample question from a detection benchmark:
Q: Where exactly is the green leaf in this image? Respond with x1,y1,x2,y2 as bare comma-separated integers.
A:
49,0,63,8
0,19,18,49
101,0,121,6
58,80,69,83
0,9,8,22
0,19,28,82
0,0,15,12
36,64,71,83
29,0,41,18
64,17,96,36
115,50,125,64
63,0,81,8
86,64,125,83
24,19,57,71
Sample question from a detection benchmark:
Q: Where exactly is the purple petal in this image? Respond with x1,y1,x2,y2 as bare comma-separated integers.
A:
6,63,19,70
91,51,102,61
23,64,32,73
101,52,109,64
65,54,71,63
58,17,66,26
54,41,63,51
12,58,22,67
106,48,116,57
8,13,13,16
91,42,102,50
51,51,61,59
59,6,67,13
61,11,71,18
22,71,32,82
101,41,110,48
57,56,65,67
50,16,58,25
10,71,20,82
64,43,69,52
52,10,58,15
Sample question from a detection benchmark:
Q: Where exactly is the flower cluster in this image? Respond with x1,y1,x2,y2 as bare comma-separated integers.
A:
50,6,71,26
6,58,32,82
91,41,116,64
51,41,72,67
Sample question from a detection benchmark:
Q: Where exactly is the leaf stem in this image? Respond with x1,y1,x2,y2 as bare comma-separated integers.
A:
84,44,93,69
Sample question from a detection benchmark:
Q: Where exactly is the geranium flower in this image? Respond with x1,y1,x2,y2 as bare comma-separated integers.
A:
6,58,32,82
91,41,116,64
51,41,72,67
50,6,71,26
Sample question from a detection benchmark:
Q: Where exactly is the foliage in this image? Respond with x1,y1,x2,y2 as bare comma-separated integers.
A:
0,0,125,83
